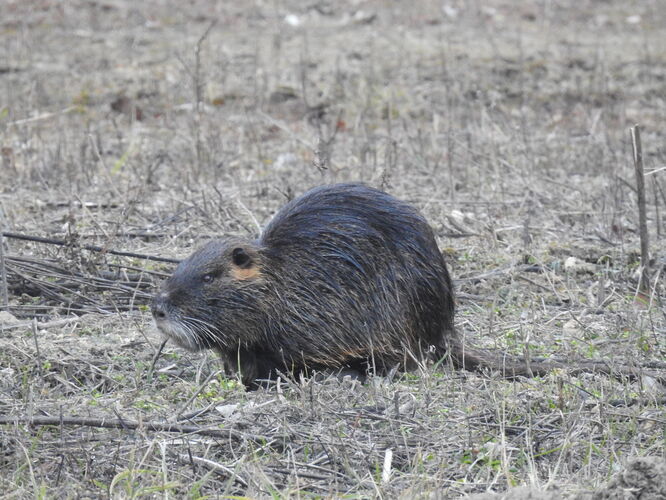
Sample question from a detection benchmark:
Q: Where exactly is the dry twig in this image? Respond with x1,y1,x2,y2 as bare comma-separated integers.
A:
1,231,179,263
630,125,650,295
0,415,268,443
0,231,7,308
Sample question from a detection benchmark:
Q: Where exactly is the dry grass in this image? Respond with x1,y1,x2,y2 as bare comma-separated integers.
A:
0,0,665,498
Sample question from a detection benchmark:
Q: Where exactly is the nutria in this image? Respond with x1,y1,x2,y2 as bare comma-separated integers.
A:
151,184,659,387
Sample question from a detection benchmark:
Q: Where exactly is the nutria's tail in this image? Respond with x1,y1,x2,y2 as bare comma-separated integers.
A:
442,332,561,378
441,330,666,384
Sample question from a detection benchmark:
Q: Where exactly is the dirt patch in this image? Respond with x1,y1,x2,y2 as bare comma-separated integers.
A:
592,457,666,500
468,457,666,499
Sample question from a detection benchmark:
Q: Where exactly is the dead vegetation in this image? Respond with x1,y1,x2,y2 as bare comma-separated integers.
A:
0,0,665,498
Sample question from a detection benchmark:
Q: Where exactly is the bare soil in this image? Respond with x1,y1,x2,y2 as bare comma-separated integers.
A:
1,0,665,498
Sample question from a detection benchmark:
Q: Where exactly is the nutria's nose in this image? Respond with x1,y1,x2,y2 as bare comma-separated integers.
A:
151,294,169,320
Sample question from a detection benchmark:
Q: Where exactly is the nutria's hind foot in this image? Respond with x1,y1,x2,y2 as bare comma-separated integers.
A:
310,367,367,384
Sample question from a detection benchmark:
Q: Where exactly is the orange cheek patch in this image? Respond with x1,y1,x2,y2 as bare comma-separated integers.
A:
230,265,262,281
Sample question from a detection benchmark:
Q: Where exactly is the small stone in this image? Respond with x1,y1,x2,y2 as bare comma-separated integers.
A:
0,311,20,326
564,256,596,274
215,403,239,418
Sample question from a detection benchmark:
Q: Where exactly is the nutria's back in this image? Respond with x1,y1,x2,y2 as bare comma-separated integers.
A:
152,183,456,386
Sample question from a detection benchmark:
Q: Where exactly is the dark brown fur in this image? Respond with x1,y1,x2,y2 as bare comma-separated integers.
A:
152,184,662,388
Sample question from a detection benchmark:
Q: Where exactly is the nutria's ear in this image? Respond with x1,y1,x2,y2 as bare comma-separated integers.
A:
231,247,253,269
230,246,262,281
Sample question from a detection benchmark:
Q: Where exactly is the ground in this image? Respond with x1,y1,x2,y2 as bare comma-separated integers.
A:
0,0,665,498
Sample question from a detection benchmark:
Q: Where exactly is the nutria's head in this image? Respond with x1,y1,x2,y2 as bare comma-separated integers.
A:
151,238,265,351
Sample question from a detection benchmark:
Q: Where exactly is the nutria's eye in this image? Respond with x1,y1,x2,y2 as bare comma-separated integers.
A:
202,274,214,283
231,247,252,269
